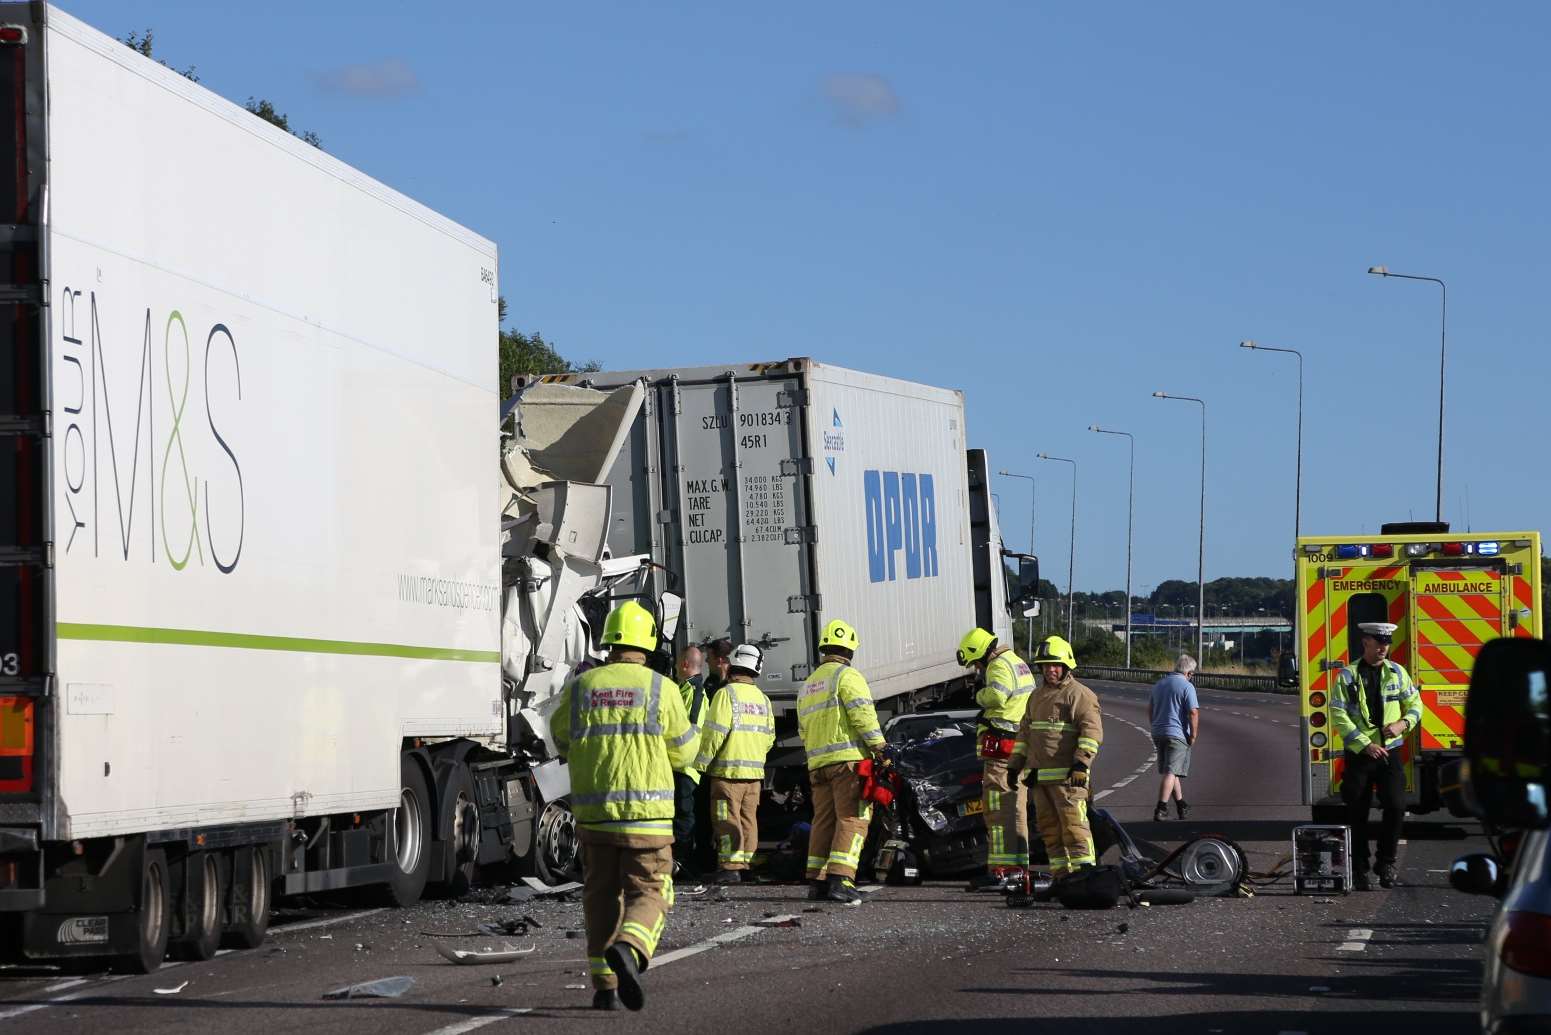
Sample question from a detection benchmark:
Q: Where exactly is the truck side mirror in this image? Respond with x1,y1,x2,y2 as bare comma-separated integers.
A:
1462,638,1551,830
1449,853,1504,897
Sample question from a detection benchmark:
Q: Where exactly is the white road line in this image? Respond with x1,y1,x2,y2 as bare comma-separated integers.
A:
1336,927,1374,952
422,1008,533,1035
1093,790,1114,801
271,908,386,936
1113,776,1137,788
0,975,129,1021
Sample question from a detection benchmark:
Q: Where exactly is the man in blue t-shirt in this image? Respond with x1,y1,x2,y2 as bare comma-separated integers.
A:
1149,654,1200,822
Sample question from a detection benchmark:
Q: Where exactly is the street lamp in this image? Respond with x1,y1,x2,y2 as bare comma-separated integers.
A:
998,469,1036,651
1089,425,1135,667
1036,453,1077,642
1153,391,1206,665
1239,341,1303,539
1368,265,1447,523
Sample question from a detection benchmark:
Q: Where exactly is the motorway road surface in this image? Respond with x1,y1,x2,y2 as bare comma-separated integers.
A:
0,679,1499,1034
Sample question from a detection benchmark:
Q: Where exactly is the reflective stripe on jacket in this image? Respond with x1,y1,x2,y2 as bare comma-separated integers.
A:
1331,659,1421,753
550,661,697,832
1011,673,1102,781
976,650,1035,735
797,660,885,770
695,679,776,779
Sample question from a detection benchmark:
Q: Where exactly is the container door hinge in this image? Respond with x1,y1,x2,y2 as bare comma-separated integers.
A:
787,593,821,614
784,526,817,545
777,389,810,409
779,457,813,477
655,509,676,525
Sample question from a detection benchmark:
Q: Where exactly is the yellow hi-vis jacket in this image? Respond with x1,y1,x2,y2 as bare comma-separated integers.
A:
797,659,885,770
1331,659,1422,753
1010,673,1103,783
551,660,698,837
976,649,1035,735
695,677,776,780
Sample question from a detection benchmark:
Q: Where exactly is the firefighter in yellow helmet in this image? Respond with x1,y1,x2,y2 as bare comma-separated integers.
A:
551,601,697,1013
695,643,776,884
797,618,885,906
957,627,1036,890
1007,635,1103,878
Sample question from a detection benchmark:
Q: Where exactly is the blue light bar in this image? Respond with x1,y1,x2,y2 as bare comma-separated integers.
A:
1336,544,1363,559
1477,541,1500,556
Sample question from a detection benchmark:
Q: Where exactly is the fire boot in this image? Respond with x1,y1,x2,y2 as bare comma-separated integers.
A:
825,874,863,906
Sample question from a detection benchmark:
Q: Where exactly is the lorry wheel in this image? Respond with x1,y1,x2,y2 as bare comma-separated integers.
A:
224,846,272,950
384,756,432,906
534,798,581,885
172,852,223,961
120,848,171,974
435,762,480,898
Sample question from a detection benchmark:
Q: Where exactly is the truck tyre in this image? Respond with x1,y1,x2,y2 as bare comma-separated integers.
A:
225,846,272,950
534,798,581,885
121,848,171,974
172,851,223,961
384,755,433,906
435,761,480,898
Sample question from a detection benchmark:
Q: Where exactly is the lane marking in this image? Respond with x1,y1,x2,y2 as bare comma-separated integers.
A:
271,909,386,936
1093,790,1113,801
0,975,129,1021
1113,776,1137,788
1336,928,1373,952
423,1008,534,1035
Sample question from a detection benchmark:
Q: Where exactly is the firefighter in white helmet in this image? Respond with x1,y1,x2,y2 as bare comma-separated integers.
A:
695,643,776,884
1008,635,1103,878
956,627,1035,889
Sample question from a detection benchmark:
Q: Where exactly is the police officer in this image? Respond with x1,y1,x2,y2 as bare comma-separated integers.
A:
1008,636,1103,878
551,602,698,1012
695,643,776,884
797,619,886,905
957,627,1035,889
1331,621,1422,890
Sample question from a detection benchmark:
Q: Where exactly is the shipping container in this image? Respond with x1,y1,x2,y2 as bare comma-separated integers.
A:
524,359,1016,709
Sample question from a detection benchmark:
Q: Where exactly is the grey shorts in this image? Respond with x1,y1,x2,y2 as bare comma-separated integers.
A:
1154,736,1192,777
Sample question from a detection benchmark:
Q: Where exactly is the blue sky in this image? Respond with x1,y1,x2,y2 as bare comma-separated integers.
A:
59,2,1551,595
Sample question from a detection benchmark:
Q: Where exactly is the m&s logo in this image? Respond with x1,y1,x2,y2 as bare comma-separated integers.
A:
863,470,938,583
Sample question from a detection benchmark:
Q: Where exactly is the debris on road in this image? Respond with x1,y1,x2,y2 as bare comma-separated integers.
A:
322,976,416,1000
564,983,587,990
435,943,537,966
490,975,503,987
520,876,583,895
756,915,802,928
479,917,539,938
153,980,189,995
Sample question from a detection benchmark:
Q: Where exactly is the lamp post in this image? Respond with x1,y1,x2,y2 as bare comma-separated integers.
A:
1036,453,1077,643
1368,266,1447,522
1153,391,1206,664
998,469,1036,652
1239,341,1303,539
1089,425,1135,666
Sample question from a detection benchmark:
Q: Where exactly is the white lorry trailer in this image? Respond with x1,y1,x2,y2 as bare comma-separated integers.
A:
518,360,1041,716
0,4,655,972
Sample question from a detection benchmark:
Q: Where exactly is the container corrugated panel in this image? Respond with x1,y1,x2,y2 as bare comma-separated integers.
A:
573,358,978,706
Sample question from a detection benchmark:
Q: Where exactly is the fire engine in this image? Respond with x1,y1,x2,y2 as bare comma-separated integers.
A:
1295,524,1542,820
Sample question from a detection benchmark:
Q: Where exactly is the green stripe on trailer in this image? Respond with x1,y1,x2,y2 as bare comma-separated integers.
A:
57,622,500,664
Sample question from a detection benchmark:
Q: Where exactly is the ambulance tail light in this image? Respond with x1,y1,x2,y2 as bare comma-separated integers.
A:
1310,732,1328,748
0,696,36,794
1309,711,1327,728
1309,691,1327,708
1370,543,1395,558
1442,542,1466,557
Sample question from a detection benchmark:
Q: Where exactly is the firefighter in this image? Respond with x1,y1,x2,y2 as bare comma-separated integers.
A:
1331,621,1422,891
797,618,886,905
957,627,1035,890
1009,635,1103,878
695,643,776,884
550,601,698,1012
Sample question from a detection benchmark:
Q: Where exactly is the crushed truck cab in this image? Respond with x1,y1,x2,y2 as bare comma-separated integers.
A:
1295,528,1542,818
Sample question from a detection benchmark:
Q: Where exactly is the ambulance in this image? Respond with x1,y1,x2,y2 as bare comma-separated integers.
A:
1295,524,1543,820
